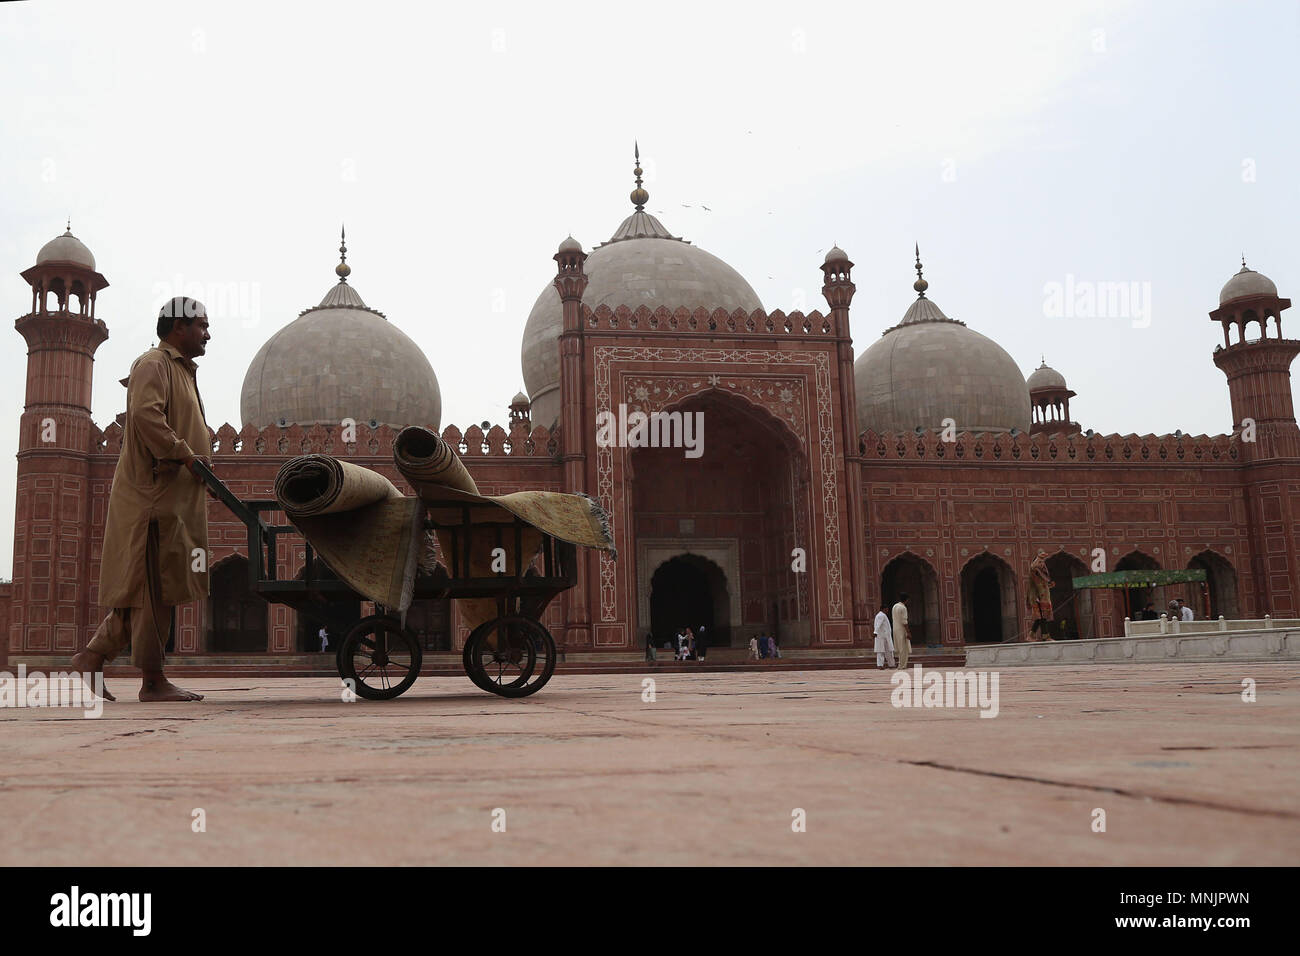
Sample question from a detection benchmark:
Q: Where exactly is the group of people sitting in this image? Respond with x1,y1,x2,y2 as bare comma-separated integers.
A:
641,627,784,661
645,626,710,661
1135,598,1196,622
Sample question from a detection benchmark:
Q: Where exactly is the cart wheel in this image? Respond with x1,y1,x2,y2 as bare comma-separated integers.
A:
338,613,387,676
339,615,422,701
463,615,556,698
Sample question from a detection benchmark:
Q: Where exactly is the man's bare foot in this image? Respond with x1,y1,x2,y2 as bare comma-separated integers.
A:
69,650,116,702
139,675,204,702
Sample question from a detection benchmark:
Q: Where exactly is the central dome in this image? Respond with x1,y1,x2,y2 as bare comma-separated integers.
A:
241,236,441,431
520,163,762,427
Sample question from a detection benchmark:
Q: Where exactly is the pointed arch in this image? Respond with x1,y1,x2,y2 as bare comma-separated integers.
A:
880,551,940,645
649,552,731,649
631,385,808,647
1045,551,1093,640
960,552,1019,643
1188,549,1238,620
656,384,806,460
1115,549,1162,621
207,554,268,652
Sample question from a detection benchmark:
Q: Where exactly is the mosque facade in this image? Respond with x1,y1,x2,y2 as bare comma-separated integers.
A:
5,164,1300,665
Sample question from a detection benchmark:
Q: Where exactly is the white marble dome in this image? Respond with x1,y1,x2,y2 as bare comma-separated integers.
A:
37,228,95,270
521,210,762,428
1219,263,1278,304
854,278,1031,435
241,275,441,431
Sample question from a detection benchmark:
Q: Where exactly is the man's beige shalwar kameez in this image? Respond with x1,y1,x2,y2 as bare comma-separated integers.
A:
892,600,911,669
88,342,209,669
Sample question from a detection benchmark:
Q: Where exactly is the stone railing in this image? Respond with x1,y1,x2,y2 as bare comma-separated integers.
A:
582,304,839,337
1125,615,1300,637
90,420,560,459
859,429,1239,464
967,626,1299,666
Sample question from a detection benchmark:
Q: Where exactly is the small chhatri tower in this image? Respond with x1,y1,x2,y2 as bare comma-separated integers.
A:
12,224,110,654
1027,359,1079,435
1210,258,1299,460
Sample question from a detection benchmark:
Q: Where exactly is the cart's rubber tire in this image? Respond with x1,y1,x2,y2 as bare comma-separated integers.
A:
463,615,556,698
337,613,388,676
339,615,422,701
463,616,535,695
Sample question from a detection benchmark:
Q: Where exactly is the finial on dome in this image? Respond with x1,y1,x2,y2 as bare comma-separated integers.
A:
335,224,351,282
65,217,72,235
630,141,649,212
913,242,929,297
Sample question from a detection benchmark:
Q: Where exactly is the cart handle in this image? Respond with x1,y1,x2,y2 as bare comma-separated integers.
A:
192,458,263,529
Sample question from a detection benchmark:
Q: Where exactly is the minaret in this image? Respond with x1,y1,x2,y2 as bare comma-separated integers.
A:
1211,259,1300,619
555,231,590,650
821,243,857,450
12,225,110,655
822,243,871,642
1209,258,1299,460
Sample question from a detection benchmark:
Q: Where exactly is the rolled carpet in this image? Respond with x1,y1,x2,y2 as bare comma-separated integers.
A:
272,430,616,632
393,426,616,630
274,455,424,613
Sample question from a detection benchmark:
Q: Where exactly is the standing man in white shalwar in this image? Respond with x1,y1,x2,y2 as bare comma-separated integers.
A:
873,601,896,669
892,592,912,669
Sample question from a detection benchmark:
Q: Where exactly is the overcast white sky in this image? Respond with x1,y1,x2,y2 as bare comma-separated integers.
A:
1,0,1297,576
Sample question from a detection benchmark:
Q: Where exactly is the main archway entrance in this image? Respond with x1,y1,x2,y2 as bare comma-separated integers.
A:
649,554,729,650
630,389,808,648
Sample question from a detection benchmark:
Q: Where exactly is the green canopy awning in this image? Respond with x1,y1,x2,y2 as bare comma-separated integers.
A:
1071,568,1207,590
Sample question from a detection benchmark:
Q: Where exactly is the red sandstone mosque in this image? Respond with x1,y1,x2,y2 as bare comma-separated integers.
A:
5,157,1299,664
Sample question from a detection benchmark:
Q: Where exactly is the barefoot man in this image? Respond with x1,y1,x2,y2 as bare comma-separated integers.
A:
71,296,213,702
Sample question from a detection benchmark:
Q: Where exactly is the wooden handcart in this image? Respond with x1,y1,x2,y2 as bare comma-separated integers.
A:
197,462,576,701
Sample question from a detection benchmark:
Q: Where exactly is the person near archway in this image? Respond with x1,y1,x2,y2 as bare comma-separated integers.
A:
696,625,708,661
873,601,896,669
892,593,911,668
1026,551,1055,642
748,634,760,660
645,631,656,662
318,625,329,653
